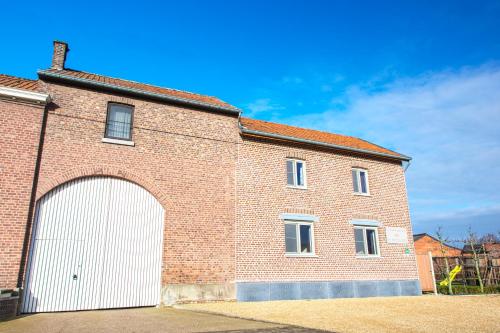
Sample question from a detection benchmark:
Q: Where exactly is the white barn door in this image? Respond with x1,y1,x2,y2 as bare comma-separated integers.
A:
21,177,165,313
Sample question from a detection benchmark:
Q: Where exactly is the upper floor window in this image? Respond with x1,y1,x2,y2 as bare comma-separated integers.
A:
287,159,306,188
352,168,369,195
105,103,134,141
354,226,379,257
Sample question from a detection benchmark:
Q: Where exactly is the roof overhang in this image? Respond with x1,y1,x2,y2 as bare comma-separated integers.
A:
37,70,241,116
239,124,412,162
0,86,50,105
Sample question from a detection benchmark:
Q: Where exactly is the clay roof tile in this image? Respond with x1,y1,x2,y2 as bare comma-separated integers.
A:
240,117,408,160
0,74,41,92
41,68,237,110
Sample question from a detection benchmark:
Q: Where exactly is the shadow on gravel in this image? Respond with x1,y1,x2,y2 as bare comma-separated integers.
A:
205,327,331,332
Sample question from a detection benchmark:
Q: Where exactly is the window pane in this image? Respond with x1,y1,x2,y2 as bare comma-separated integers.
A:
285,224,297,253
354,228,365,255
352,170,359,193
106,104,132,139
296,162,304,186
299,224,311,253
286,160,295,185
366,229,377,254
360,171,367,193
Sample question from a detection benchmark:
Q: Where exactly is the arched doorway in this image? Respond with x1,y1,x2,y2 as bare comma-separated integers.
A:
22,177,165,313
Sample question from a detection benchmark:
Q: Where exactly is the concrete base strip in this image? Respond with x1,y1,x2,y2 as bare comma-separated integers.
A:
236,279,421,302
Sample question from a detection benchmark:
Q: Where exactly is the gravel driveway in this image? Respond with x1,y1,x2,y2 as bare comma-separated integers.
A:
0,307,325,333
182,295,500,333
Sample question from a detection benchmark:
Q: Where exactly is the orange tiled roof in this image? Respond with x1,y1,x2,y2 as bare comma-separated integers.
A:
240,117,408,160
1,72,406,160
484,243,500,253
0,74,41,92
39,68,237,110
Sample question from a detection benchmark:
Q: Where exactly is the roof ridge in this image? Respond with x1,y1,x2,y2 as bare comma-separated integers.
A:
54,68,229,103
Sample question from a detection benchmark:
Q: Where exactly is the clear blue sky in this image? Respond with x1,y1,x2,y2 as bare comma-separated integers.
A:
2,0,500,241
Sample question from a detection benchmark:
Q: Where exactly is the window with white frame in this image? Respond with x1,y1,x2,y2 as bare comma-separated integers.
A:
354,226,379,256
352,168,369,194
285,221,314,254
286,159,306,188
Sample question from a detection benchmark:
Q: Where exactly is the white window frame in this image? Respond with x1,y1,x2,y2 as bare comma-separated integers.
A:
287,159,307,189
284,221,316,257
352,168,370,196
354,226,380,258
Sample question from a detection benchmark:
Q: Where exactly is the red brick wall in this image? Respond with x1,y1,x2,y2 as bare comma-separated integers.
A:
0,99,44,289
27,80,240,287
1,79,419,293
51,41,68,70
414,235,462,256
236,137,419,282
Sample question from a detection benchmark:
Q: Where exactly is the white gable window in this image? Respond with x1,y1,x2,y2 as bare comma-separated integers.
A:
285,222,314,255
354,226,380,257
352,168,369,195
286,159,306,188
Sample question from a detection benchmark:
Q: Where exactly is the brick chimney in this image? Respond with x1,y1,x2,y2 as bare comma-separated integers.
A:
51,41,69,70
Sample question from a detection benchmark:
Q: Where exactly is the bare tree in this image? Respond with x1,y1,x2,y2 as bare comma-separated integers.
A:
478,233,500,244
466,227,484,293
436,226,453,295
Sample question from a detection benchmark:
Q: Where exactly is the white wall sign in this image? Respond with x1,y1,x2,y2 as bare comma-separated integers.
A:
386,227,408,244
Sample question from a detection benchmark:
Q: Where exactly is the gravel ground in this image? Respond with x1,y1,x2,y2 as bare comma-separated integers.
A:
181,295,500,333
0,307,321,333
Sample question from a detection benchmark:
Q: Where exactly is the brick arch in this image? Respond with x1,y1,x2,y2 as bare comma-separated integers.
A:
35,166,169,209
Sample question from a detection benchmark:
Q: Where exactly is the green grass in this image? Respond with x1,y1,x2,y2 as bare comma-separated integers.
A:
438,284,500,295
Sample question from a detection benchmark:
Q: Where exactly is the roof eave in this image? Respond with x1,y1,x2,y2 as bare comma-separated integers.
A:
37,70,241,115
240,125,412,162
0,86,50,104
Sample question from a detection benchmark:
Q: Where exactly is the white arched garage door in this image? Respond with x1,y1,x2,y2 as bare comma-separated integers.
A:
22,177,165,313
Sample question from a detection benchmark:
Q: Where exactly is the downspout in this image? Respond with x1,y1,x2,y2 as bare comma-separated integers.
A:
17,101,50,289
235,112,242,291
237,110,242,127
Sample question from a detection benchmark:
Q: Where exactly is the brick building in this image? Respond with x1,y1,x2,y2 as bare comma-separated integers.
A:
0,41,420,312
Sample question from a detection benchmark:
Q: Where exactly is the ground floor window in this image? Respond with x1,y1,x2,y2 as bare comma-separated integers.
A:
354,226,379,256
285,222,314,255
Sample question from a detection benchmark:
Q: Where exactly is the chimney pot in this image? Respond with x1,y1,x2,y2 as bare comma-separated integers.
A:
51,41,69,70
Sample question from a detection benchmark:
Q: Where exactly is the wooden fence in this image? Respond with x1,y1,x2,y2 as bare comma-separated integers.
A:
432,254,500,287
